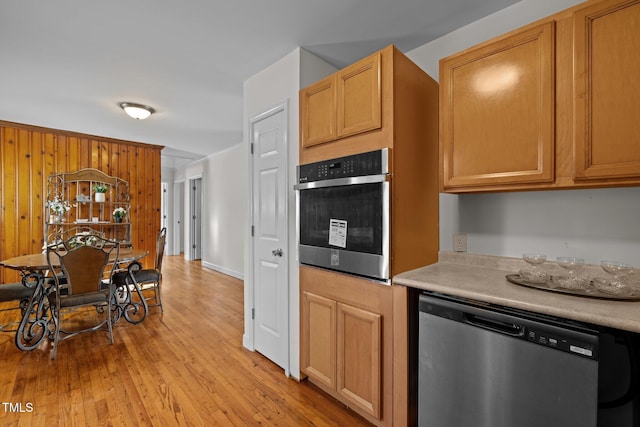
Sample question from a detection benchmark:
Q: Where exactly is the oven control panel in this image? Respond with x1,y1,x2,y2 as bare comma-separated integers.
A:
298,149,388,183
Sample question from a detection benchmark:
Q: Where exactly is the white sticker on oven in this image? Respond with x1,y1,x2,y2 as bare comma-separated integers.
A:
328,219,347,248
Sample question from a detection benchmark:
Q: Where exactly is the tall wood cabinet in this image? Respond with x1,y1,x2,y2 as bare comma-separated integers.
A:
299,45,440,427
440,0,640,193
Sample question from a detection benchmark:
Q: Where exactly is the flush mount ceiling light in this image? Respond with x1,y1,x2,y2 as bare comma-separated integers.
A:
119,102,155,120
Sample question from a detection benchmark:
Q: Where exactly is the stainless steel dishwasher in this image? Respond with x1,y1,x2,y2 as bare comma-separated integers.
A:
418,292,600,427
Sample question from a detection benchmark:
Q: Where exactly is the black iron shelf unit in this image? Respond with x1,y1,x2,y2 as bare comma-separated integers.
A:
45,168,131,246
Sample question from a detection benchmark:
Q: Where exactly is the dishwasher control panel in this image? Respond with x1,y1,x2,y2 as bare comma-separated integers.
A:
524,327,595,358
420,292,599,360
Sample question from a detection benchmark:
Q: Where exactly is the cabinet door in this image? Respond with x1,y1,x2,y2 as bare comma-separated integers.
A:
336,303,381,419
574,0,640,180
336,52,381,139
300,76,336,147
440,22,555,190
301,291,337,390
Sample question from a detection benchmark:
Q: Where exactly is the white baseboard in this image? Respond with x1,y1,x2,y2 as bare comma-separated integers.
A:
242,334,254,351
201,261,244,280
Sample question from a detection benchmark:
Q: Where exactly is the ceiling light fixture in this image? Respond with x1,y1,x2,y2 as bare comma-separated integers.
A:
119,102,155,120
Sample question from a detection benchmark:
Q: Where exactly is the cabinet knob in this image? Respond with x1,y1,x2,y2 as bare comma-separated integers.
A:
272,248,283,257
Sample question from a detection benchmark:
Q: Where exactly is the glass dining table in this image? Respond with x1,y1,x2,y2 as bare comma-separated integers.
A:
0,247,148,351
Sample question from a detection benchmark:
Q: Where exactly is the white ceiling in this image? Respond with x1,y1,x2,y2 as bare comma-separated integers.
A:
0,0,519,163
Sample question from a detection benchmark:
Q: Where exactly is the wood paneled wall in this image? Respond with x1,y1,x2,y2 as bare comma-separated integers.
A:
0,121,163,283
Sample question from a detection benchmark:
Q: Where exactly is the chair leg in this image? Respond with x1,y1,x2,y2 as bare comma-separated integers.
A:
49,301,115,359
139,281,162,312
107,298,114,344
50,309,61,360
155,279,163,312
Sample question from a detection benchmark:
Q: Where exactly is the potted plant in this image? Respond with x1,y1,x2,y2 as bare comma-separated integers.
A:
112,207,127,223
46,197,73,223
93,183,108,202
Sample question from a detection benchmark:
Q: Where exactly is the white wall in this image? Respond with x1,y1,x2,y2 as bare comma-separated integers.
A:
165,144,246,278
242,47,337,379
200,144,246,278
407,0,640,266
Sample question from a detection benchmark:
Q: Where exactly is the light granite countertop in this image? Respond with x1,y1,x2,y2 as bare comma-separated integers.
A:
393,251,640,333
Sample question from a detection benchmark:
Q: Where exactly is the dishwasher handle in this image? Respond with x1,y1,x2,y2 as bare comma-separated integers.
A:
464,313,525,337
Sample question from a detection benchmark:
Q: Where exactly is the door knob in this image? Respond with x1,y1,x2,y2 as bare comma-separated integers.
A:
272,248,283,257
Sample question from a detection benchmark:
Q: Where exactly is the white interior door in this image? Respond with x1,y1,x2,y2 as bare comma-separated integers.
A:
173,181,185,255
161,181,169,231
190,178,202,260
251,103,289,373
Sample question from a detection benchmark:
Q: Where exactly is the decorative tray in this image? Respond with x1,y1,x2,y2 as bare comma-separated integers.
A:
505,274,640,301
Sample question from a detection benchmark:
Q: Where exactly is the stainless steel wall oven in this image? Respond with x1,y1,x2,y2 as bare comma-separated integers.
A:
295,149,390,283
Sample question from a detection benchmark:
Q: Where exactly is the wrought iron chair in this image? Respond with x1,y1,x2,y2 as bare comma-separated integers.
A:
44,227,107,291
112,227,166,312
45,226,105,248
46,235,120,359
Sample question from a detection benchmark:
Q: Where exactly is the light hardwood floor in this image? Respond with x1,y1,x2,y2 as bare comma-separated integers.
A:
0,256,370,426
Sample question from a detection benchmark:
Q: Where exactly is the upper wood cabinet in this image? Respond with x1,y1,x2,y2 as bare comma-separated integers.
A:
336,53,381,139
440,0,640,193
440,22,555,190
300,51,381,149
573,0,640,181
300,78,336,147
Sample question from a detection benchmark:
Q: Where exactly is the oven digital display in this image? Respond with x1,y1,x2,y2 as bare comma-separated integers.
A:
298,150,384,182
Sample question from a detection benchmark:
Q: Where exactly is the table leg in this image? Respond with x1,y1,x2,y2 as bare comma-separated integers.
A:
119,270,148,325
15,271,51,351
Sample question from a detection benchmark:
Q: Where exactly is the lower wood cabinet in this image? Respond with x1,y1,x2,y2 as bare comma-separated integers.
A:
302,290,382,419
302,292,337,390
300,266,393,426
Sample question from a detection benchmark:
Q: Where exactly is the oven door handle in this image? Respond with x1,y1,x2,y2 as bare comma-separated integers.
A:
294,173,389,190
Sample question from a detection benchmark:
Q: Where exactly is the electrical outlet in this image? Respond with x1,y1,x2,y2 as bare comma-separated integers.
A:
453,233,467,252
